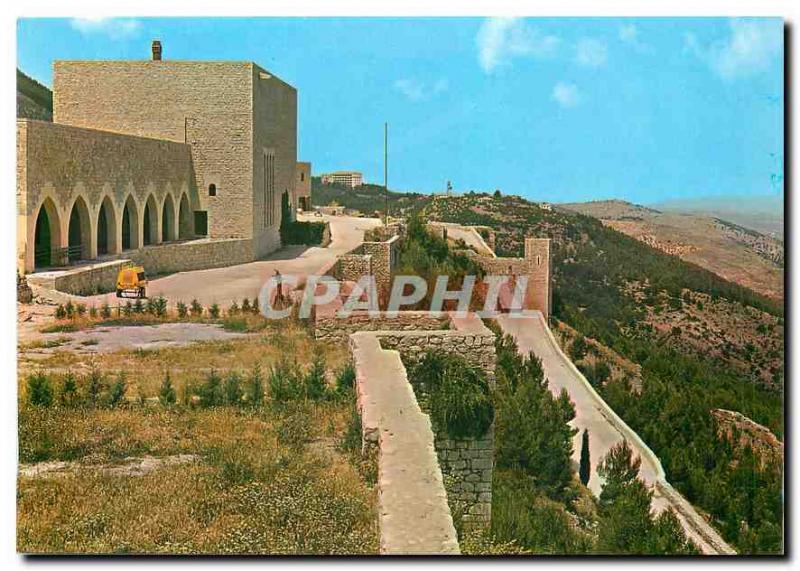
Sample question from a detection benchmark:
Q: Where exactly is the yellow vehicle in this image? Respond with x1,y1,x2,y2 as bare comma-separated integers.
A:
116,266,147,298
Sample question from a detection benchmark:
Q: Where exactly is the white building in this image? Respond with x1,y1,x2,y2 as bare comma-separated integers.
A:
321,171,363,188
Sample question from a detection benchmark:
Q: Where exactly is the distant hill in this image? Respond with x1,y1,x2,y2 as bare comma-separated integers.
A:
17,69,52,121
557,199,783,301
311,177,426,217
652,195,783,238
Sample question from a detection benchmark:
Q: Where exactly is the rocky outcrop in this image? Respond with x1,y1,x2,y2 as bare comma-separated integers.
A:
711,409,783,469
17,271,33,304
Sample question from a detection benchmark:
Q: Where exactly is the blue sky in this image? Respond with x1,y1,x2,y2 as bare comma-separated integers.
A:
17,17,784,204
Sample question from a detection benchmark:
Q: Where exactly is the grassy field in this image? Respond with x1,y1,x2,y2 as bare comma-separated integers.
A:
17,316,378,555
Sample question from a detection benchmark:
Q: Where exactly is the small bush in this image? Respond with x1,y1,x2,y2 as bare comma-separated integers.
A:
108,372,127,407
410,351,493,439
27,372,53,407
268,359,303,402
335,362,356,396
209,303,221,319
190,299,203,317
154,297,168,318
133,299,144,314
54,305,66,319
76,303,87,317
248,363,265,407
122,301,133,317
177,301,188,318
304,355,327,401
65,301,75,318
241,298,251,313
100,303,112,319
199,369,223,407
60,372,78,406
251,296,260,315
89,305,98,318
228,301,240,316
86,368,106,407
159,371,177,405
224,371,243,405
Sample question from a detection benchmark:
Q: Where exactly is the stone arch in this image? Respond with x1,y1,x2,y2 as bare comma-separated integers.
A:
143,194,159,246
178,192,193,240
33,196,62,268
96,195,119,256
161,193,177,242
67,195,93,262
122,194,141,251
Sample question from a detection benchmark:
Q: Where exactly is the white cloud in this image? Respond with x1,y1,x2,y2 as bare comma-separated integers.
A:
394,77,448,102
686,19,782,80
575,38,608,67
476,17,559,73
552,81,581,108
70,18,141,40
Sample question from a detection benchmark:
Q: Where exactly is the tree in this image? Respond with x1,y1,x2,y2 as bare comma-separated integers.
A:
108,372,127,406
579,429,591,486
27,373,53,407
224,371,243,405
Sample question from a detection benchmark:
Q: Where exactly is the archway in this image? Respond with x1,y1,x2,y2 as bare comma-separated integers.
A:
97,196,118,256
68,196,91,262
143,194,158,246
161,194,175,242
33,197,61,268
178,193,193,239
122,195,140,250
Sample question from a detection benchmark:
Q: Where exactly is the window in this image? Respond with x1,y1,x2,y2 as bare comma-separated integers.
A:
300,172,305,182
263,151,275,228
536,255,541,266
194,211,208,236
208,184,217,197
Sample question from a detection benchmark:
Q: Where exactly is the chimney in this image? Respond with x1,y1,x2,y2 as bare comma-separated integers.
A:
151,40,162,61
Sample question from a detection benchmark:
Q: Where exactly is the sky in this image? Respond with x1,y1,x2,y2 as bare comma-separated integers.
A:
17,17,784,205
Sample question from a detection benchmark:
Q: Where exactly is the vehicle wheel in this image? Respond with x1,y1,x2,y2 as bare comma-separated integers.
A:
116,290,122,298
140,288,146,299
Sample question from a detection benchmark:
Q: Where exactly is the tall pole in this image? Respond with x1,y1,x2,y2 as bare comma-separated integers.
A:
384,122,389,225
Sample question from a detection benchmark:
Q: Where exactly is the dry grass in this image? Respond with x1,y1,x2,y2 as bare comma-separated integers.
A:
17,322,376,555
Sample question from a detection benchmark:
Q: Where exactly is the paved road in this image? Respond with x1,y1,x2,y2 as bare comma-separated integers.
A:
438,223,495,257
496,312,735,555
83,215,380,308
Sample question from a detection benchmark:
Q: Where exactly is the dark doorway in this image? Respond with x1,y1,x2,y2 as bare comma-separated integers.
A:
34,208,52,268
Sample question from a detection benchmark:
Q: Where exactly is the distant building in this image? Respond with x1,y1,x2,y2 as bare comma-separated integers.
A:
321,171,363,188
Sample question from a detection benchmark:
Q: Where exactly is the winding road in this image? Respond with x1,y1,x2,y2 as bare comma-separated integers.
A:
496,312,736,555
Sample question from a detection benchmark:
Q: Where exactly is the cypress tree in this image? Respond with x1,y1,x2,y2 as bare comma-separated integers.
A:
579,429,591,485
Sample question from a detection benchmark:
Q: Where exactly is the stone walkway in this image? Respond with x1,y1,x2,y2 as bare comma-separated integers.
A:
351,333,460,555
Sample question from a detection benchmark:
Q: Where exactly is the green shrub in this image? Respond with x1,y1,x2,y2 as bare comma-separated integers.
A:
60,373,78,406
86,369,106,407
209,303,221,319
27,373,53,407
76,303,87,317
241,298,251,313
55,305,66,319
154,297,168,317
133,299,144,314
268,359,303,402
335,362,356,395
303,355,327,401
190,299,203,317
248,363,265,406
199,369,223,407
409,351,493,439
251,296,260,315
228,301,240,316
65,301,75,318
108,372,127,407
224,371,243,405
122,301,133,317
89,305,98,318
159,372,177,405
176,301,188,318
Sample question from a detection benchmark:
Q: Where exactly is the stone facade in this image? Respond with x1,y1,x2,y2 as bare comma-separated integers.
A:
19,49,298,275
434,430,494,528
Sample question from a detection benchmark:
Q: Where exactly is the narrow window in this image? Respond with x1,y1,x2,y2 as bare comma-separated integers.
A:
300,172,305,182
208,183,217,197
536,255,541,266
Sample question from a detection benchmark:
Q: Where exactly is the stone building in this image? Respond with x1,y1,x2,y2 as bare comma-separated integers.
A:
17,41,308,275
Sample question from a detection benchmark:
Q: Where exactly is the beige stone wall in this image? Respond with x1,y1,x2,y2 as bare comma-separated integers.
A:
333,253,373,284
17,120,196,273
126,238,253,276
315,310,448,342
252,64,297,257
294,161,311,210
39,260,133,296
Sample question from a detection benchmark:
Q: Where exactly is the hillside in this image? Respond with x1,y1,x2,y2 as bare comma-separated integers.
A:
557,200,783,301
311,177,427,218
17,69,52,121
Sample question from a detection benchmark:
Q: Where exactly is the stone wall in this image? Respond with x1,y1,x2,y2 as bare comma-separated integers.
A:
333,253,372,284
127,237,253,276
27,259,133,296
315,310,448,342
